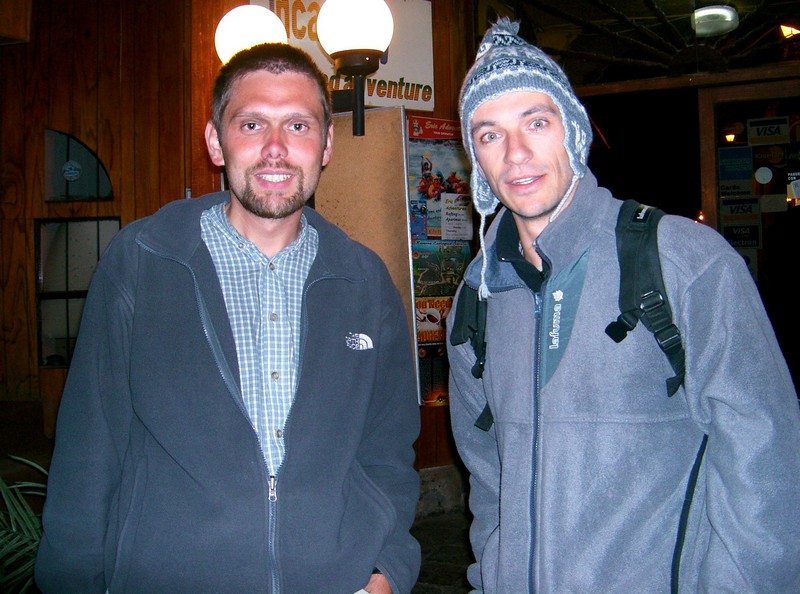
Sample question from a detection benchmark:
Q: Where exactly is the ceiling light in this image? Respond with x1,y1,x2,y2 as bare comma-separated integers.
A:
781,24,800,39
691,5,739,37
215,5,287,64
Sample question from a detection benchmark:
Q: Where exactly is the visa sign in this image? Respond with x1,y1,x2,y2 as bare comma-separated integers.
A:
747,117,789,145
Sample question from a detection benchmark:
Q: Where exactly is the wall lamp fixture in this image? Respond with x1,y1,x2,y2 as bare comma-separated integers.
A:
317,0,394,136
214,5,288,64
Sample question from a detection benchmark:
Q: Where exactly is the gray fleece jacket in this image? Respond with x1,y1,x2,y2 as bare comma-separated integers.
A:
35,192,421,593
447,172,800,593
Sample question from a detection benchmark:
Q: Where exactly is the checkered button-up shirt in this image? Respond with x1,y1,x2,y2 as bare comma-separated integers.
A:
201,203,318,475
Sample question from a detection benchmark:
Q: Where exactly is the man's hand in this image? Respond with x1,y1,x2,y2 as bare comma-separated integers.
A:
364,571,392,594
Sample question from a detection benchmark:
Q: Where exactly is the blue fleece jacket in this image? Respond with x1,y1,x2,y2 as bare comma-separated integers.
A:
35,192,421,593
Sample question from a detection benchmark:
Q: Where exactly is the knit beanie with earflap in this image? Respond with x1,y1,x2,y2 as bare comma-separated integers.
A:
459,18,593,298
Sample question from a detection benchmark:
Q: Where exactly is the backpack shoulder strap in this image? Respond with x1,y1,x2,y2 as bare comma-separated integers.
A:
605,199,686,396
450,285,493,430
450,285,488,380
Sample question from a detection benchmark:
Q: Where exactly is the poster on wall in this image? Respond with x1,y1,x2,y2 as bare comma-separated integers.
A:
407,115,472,240
417,343,449,407
406,115,474,406
412,240,470,297
415,295,453,345
262,0,435,112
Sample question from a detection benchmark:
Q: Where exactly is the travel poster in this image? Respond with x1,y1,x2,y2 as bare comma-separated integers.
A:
407,116,471,240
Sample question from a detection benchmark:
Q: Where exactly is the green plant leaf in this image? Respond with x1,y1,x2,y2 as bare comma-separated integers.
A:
7,456,48,478
1,456,47,594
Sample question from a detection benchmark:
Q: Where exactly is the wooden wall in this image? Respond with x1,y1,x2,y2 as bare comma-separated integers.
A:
0,0,474,468
0,0,190,429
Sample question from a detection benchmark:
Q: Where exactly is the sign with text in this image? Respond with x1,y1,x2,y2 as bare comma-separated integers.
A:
720,196,761,248
407,116,472,240
260,0,434,111
747,116,790,145
718,146,753,197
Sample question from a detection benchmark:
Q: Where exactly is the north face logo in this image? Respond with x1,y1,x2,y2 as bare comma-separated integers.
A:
346,333,374,351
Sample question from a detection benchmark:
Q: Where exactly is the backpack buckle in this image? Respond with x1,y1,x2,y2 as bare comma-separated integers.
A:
640,290,665,313
655,324,682,355
605,310,641,343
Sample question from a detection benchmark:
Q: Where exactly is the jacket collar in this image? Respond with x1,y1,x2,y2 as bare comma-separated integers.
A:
464,170,615,292
134,191,365,282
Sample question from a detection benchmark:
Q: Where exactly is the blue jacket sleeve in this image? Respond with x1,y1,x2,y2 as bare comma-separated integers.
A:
358,267,422,594
35,260,133,593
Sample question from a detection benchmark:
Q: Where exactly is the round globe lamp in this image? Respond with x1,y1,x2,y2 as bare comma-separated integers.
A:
215,5,287,64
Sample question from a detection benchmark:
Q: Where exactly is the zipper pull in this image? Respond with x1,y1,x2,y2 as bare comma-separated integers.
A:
268,475,277,502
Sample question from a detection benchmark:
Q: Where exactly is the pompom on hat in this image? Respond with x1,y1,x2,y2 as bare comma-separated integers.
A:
459,18,593,298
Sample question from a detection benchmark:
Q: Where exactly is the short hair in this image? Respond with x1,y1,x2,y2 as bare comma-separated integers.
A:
211,43,332,134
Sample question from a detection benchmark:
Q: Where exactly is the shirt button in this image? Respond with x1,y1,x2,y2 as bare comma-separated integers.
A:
269,262,276,271
271,371,279,380
276,429,283,438
269,312,278,322
238,242,244,250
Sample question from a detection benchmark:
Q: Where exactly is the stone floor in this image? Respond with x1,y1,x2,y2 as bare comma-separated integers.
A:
411,509,473,593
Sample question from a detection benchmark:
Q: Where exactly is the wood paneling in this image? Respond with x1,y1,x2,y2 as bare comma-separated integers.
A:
1,36,35,403
0,0,32,44
0,0,472,467
0,0,189,436
189,0,236,198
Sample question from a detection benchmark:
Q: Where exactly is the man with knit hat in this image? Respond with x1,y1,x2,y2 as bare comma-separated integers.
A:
447,18,800,593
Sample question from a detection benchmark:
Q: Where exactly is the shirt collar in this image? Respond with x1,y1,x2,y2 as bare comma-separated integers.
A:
208,202,309,262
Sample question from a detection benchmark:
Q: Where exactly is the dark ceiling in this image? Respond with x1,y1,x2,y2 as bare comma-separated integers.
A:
482,1,800,85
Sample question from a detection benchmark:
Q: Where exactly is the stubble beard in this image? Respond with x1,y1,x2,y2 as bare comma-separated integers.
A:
236,161,309,220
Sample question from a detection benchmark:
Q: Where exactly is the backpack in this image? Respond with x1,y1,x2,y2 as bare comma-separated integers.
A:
605,199,686,397
449,199,687,429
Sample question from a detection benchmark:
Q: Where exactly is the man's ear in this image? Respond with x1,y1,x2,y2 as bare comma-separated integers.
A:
321,122,334,167
205,121,225,166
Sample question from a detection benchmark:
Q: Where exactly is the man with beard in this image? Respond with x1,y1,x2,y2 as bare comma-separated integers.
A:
35,43,420,594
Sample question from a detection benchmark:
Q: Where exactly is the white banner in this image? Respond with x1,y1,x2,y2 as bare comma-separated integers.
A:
254,0,434,112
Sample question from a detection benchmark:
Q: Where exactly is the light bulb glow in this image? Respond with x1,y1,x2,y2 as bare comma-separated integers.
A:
691,5,739,37
725,133,736,142
781,25,800,38
215,5,288,64
317,0,394,57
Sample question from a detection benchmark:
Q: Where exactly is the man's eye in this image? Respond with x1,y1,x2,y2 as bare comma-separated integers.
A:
291,122,309,132
243,122,259,131
531,119,547,130
479,131,498,143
